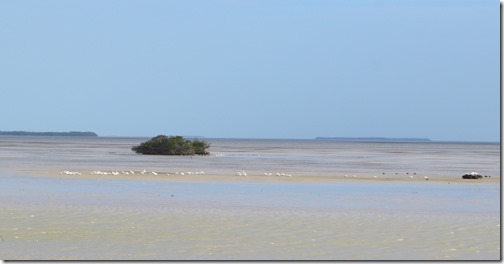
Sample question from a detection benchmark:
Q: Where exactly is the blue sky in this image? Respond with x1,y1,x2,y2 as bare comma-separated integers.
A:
0,0,499,141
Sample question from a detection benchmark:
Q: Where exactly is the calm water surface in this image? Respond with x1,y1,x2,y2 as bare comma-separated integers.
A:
0,136,500,260
0,173,500,260
0,136,499,178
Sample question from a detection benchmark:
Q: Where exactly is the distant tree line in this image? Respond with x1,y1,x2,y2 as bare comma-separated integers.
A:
132,135,210,155
315,137,431,142
0,131,98,137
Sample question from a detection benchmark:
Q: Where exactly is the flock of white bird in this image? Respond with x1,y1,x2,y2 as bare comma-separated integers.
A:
343,173,429,180
59,171,82,175
59,170,431,180
60,170,207,176
59,170,295,177
234,171,292,177
263,172,292,177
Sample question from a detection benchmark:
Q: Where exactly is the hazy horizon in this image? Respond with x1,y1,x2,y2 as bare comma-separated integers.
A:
0,0,499,142
0,129,500,143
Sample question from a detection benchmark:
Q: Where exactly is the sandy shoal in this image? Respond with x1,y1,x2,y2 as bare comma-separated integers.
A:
14,168,501,184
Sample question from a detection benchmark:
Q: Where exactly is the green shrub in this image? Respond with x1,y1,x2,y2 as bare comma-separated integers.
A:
131,135,210,155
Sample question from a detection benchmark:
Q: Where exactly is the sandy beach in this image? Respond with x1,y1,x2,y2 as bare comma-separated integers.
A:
0,137,500,260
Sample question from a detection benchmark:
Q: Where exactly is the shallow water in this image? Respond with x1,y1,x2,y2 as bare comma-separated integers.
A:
1,174,499,214
0,173,500,260
0,136,500,260
0,136,500,179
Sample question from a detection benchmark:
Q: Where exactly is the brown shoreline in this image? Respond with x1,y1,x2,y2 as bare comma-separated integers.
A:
14,168,500,184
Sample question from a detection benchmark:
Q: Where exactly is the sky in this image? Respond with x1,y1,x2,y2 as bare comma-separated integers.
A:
0,0,500,141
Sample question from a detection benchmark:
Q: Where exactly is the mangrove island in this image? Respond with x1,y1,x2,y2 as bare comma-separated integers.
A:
132,135,210,155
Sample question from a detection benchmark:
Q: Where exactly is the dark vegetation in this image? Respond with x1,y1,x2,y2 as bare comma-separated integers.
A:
0,131,98,136
132,135,210,155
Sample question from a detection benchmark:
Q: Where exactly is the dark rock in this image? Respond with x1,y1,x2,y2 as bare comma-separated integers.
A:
462,173,483,179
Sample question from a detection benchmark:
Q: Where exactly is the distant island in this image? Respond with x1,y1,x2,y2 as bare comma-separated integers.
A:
315,137,431,142
0,131,98,137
